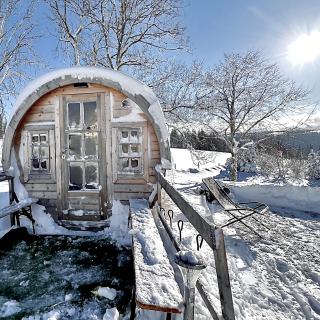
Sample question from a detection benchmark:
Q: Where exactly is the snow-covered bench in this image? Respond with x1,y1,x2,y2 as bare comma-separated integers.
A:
129,199,184,314
0,198,38,233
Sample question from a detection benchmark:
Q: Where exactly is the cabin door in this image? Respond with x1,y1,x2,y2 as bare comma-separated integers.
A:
60,93,107,218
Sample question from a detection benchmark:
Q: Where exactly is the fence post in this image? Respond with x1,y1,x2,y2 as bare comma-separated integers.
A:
213,228,235,320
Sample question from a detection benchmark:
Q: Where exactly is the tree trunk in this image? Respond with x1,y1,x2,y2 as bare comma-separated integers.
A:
230,150,238,182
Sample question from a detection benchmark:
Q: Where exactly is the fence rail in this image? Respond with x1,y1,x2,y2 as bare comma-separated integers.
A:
155,167,235,320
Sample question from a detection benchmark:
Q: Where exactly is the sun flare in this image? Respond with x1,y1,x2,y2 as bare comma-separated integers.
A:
287,31,320,65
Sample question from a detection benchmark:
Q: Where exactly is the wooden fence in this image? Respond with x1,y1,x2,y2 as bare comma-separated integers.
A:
155,167,235,320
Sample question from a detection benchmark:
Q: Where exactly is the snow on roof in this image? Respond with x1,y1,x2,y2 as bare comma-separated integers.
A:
10,66,156,120
2,66,171,169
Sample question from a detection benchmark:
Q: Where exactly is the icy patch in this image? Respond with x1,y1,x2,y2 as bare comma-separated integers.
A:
103,307,119,320
0,300,21,317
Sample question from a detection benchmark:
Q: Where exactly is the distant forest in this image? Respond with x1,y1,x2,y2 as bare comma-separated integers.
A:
170,128,320,159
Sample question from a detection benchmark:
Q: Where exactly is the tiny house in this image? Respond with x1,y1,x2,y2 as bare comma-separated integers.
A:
1,67,171,226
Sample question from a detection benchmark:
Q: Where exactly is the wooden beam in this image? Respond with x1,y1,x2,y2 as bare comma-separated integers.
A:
155,167,216,250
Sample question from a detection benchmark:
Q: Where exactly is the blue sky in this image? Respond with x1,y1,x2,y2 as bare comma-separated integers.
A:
182,0,320,101
24,0,320,104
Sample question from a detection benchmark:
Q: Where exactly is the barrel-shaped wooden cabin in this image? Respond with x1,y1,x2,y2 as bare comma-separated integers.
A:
2,67,171,226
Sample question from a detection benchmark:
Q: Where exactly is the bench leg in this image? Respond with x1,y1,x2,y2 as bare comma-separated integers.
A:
130,287,136,320
10,213,15,227
15,213,21,226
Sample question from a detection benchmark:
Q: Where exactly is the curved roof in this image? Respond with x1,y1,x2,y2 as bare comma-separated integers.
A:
2,66,171,170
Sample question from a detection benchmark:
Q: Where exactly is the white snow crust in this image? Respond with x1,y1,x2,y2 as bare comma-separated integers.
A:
129,199,183,311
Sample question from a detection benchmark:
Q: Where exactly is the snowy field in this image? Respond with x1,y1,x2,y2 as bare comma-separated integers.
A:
165,148,320,320
0,146,319,319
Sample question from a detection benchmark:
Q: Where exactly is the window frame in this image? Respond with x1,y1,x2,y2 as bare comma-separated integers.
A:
22,123,56,182
112,124,148,182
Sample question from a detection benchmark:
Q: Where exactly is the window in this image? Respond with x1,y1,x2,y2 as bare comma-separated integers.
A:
22,124,55,182
30,132,50,172
118,128,142,174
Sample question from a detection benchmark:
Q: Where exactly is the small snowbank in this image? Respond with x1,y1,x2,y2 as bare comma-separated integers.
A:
226,181,320,214
171,148,229,170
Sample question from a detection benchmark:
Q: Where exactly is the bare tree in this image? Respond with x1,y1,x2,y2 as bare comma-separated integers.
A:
198,51,309,181
46,0,92,65
47,0,186,70
0,0,38,111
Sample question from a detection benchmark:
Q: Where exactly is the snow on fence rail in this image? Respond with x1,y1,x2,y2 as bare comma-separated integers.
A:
155,166,235,320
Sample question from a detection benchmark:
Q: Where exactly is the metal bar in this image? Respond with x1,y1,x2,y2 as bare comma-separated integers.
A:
222,210,259,228
224,209,262,238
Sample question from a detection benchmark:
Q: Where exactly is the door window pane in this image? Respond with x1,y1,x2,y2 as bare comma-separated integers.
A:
84,133,98,158
32,159,39,169
41,146,49,157
69,164,83,190
40,134,47,143
41,159,47,169
131,158,139,168
85,163,98,189
69,134,82,158
68,103,81,128
84,101,97,130
32,146,39,158
32,135,39,143
121,158,129,170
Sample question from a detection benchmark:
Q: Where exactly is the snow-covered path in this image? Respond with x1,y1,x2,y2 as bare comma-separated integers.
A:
163,159,320,319
225,208,320,320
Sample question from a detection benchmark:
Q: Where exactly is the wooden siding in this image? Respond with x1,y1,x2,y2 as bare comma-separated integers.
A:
13,82,162,206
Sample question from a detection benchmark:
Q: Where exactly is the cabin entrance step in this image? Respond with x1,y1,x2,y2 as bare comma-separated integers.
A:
59,219,110,231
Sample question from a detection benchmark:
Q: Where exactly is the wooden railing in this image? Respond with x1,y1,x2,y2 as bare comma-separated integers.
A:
155,167,235,320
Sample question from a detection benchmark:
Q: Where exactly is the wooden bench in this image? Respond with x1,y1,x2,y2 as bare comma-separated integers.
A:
0,198,38,233
129,199,184,314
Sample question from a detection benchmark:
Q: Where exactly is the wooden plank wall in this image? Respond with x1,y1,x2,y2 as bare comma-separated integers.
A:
13,83,162,206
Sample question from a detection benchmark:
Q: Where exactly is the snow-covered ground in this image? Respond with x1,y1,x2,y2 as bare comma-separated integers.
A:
0,146,319,319
165,148,320,320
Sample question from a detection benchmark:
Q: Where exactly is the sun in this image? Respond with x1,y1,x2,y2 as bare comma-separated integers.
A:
287,31,320,65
